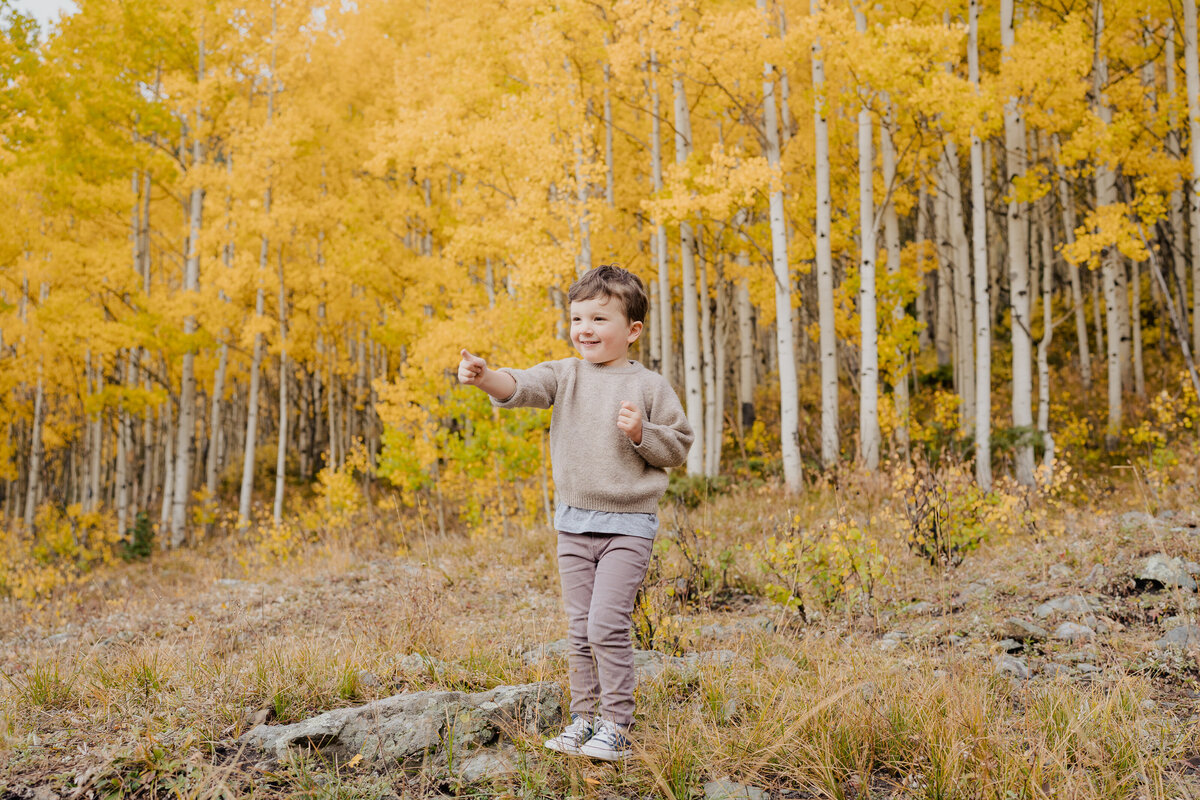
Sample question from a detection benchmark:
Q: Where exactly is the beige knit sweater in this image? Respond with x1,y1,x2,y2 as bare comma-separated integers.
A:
492,357,694,513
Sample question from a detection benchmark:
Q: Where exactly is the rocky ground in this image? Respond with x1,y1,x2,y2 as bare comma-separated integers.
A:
0,504,1198,798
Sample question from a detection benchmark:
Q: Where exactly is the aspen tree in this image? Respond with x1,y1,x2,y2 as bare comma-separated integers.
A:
171,28,206,548
1094,0,1122,449
1165,20,1188,334
1002,0,1035,484
239,0,278,528
647,50,672,385
1183,0,1200,353
969,0,991,489
760,0,801,489
854,4,879,471
674,65,704,476
812,0,838,469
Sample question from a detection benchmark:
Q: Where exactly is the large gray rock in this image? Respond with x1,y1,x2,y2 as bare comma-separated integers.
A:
1033,595,1103,619
1155,625,1200,650
239,682,561,773
993,655,1030,680
1135,555,1198,592
1053,622,1094,642
704,778,770,800
1001,618,1049,642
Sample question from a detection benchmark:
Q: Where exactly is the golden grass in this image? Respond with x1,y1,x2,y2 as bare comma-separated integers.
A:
0,471,1198,799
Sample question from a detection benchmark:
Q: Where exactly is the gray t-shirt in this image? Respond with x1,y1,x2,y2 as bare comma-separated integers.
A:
555,503,658,540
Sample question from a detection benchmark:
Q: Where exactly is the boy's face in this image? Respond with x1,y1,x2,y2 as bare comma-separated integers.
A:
570,294,642,367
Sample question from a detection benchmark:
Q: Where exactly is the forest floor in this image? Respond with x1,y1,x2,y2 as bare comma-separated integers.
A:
1,475,1199,799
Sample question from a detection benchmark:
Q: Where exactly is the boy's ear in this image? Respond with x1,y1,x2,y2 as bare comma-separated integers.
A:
627,320,643,343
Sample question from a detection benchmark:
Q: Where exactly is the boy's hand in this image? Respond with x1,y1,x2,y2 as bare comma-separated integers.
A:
617,401,643,445
458,349,487,385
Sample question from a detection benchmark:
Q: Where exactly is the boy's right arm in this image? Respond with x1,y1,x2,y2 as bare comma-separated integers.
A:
458,349,517,402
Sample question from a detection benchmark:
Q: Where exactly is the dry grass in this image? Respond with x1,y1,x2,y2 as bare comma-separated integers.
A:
1,471,1199,799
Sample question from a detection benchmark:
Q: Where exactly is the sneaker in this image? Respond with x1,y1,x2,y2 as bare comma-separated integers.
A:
543,713,594,755
578,718,632,761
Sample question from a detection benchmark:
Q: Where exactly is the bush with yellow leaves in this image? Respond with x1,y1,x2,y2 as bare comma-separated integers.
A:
895,458,1029,567
0,504,121,605
750,511,891,619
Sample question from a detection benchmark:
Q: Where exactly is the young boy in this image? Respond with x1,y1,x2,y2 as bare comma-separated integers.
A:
457,265,693,761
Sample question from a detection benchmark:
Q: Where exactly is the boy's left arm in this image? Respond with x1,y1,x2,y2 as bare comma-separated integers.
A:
629,381,694,468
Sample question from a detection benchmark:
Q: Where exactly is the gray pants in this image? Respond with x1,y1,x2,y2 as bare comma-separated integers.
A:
556,532,654,726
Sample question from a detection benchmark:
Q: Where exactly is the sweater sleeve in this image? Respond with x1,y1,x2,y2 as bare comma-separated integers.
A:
490,361,560,409
631,377,694,468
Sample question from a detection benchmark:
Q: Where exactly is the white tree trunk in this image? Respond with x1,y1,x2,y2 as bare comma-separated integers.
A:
855,9,879,471
273,255,288,527
934,179,954,369
1184,0,1200,354
970,0,992,489
944,142,976,430
674,72,705,476
813,0,838,469
85,350,102,513
1166,21,1190,334
116,351,131,535
23,366,44,531
171,33,205,548
737,261,755,433
698,233,717,477
1095,0,1122,449
648,51,673,385
1132,259,1145,398
762,0,802,489
1002,0,1035,484
1036,196,1056,471
159,402,174,536
916,183,932,351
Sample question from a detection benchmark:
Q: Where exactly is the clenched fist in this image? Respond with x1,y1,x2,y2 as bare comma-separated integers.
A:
458,349,487,385
617,400,643,445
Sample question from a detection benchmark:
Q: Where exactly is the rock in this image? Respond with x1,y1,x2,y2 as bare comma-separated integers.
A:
994,655,1030,680
1040,662,1072,678
1053,622,1094,642
765,656,800,676
1186,561,1200,576
239,682,561,770
1001,617,1049,642
1033,595,1103,619
1049,564,1073,581
878,631,909,651
1135,554,1198,592
1075,663,1100,674
455,746,516,782
396,653,445,674
904,601,936,615
356,670,381,688
704,777,769,800
44,632,73,646
997,639,1022,653
1084,564,1108,586
633,648,743,682
1119,511,1159,530
1155,625,1200,650
695,616,775,640
521,639,570,665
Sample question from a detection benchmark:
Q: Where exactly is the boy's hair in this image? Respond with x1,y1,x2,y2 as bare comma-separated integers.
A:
567,265,648,324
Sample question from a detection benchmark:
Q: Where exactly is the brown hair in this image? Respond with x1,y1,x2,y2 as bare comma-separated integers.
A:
567,265,648,324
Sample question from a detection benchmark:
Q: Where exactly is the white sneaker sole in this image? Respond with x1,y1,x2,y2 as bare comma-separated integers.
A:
543,739,587,755
578,744,632,762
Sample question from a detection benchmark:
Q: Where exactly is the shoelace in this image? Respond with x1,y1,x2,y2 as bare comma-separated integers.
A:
561,716,591,745
591,721,628,748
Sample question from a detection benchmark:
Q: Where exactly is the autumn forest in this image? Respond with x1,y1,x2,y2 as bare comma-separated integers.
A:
3,0,1200,574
